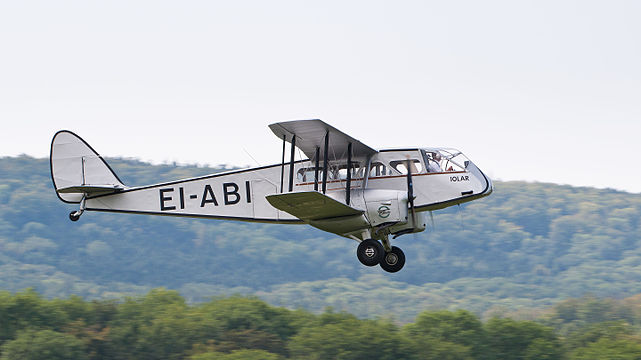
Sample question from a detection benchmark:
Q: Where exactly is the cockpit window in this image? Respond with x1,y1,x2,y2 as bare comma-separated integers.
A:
390,159,423,175
421,149,468,172
423,151,443,173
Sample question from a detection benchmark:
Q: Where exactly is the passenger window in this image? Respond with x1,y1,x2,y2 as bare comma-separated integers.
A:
369,162,388,177
297,169,306,182
390,159,423,174
297,168,322,183
298,163,363,182
336,163,362,179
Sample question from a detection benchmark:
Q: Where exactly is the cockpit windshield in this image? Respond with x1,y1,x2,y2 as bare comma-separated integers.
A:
421,148,470,173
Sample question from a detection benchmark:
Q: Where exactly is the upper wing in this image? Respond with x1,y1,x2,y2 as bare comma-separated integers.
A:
269,119,377,161
266,191,363,221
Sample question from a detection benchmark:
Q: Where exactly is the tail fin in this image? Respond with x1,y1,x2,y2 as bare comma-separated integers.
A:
50,130,125,204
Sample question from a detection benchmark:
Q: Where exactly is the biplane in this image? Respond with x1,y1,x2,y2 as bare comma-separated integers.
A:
50,119,492,272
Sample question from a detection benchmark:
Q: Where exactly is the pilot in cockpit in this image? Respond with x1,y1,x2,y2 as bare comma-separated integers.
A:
427,152,443,173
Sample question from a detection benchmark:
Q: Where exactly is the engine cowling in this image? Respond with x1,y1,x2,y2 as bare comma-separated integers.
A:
363,189,426,237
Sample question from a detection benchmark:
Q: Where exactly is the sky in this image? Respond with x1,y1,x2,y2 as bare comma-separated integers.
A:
1,1,640,193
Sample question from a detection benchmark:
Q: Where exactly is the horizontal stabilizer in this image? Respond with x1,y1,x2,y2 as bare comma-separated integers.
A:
266,191,363,221
57,184,125,195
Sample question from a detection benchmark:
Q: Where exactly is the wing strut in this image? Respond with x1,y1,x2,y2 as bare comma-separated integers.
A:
280,135,285,193
322,131,329,194
288,135,296,192
406,159,417,227
314,146,320,191
346,142,352,205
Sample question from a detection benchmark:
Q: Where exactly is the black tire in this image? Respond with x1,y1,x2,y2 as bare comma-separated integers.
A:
380,246,405,273
69,212,80,222
357,239,384,266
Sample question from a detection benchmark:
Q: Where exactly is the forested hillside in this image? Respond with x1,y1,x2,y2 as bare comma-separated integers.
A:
0,156,640,321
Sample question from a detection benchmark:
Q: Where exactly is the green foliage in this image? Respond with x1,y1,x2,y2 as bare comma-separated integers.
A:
0,289,640,359
195,296,299,341
0,289,70,346
484,318,562,360
547,296,637,335
288,312,412,360
570,338,641,360
189,349,283,360
403,310,484,359
0,329,87,360
523,338,565,360
106,288,194,359
564,321,633,352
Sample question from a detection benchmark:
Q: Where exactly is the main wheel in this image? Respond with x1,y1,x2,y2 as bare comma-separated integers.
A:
357,239,384,266
380,246,405,273
69,212,80,222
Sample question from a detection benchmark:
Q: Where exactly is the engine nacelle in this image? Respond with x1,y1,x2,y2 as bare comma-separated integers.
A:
388,211,426,237
363,189,426,237
364,189,407,226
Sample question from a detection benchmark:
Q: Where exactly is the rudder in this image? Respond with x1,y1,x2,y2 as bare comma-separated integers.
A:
50,130,125,204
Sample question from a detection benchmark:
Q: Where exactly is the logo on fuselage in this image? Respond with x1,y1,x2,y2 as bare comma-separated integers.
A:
377,205,391,218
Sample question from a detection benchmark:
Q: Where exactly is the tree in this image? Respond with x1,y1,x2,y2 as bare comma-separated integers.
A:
564,321,632,351
0,289,68,346
570,338,641,360
106,288,194,360
524,338,565,360
189,349,283,360
403,310,485,359
484,318,562,360
195,296,298,341
0,329,87,360
288,314,412,360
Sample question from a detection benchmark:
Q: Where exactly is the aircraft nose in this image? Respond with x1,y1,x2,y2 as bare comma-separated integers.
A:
466,161,493,197
483,173,493,196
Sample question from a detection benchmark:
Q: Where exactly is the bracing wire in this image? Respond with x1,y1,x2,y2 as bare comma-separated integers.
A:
242,148,262,167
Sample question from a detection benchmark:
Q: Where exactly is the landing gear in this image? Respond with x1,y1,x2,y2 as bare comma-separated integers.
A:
354,232,406,272
69,211,81,222
357,239,384,266
69,195,86,222
380,246,405,273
